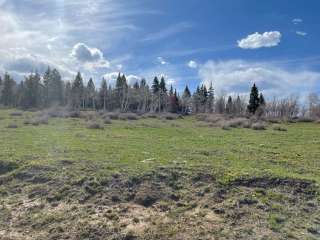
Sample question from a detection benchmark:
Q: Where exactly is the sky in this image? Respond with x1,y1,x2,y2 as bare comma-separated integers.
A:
0,0,320,99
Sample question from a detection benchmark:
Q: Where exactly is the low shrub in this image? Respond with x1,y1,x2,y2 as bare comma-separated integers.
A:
251,122,267,130
119,113,139,121
10,112,23,117
226,118,250,128
87,122,104,130
104,112,120,120
296,117,315,123
31,115,49,126
143,113,158,119
266,118,281,124
273,125,287,132
104,117,112,124
7,123,18,128
221,125,231,131
68,111,81,118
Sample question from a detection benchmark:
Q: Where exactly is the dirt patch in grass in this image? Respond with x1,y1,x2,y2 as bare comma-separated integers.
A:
1,167,319,240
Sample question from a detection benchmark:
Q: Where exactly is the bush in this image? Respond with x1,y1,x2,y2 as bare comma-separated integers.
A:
273,125,287,132
266,118,281,124
23,119,32,125
104,112,119,120
68,111,81,118
31,115,49,126
226,118,250,128
143,113,158,119
87,122,104,129
104,117,112,124
296,117,315,123
119,113,139,121
10,112,23,117
7,123,18,128
251,122,267,130
221,125,231,131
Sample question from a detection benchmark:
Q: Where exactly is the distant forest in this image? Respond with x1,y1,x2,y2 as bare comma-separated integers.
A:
0,68,319,119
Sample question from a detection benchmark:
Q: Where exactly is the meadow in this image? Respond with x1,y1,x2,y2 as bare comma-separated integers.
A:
0,109,319,239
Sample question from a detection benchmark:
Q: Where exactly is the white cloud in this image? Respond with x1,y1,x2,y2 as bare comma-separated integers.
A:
198,60,320,98
187,60,198,69
71,43,104,62
102,72,141,85
238,31,281,49
292,18,303,24
296,31,307,36
157,57,167,65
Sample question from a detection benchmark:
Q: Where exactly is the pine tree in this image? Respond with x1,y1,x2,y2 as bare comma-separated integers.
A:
159,77,167,93
183,85,191,98
247,83,260,114
87,78,96,109
152,77,160,94
259,93,266,106
226,96,233,114
99,78,108,111
50,69,64,106
71,72,84,109
23,72,41,108
207,82,214,113
1,73,16,106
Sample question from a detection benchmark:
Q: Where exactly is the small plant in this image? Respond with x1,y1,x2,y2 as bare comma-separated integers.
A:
251,122,267,130
104,117,112,124
105,112,119,120
273,125,287,132
221,125,231,130
119,113,139,121
68,111,81,118
7,123,18,128
10,112,23,117
87,121,104,129
31,115,49,125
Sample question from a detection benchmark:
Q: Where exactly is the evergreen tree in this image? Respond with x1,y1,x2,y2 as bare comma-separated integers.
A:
133,81,139,89
183,85,191,98
247,83,260,114
64,81,72,106
23,72,41,108
1,73,16,106
159,77,167,93
207,82,214,113
71,72,84,109
152,77,160,94
86,78,96,109
99,78,108,111
235,95,243,115
226,96,233,114
49,69,64,105
259,93,266,106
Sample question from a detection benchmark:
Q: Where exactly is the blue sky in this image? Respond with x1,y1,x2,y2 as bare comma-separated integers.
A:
0,0,319,98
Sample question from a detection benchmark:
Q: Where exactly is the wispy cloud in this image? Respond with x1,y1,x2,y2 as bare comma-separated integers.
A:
296,31,307,36
142,22,193,42
292,18,303,24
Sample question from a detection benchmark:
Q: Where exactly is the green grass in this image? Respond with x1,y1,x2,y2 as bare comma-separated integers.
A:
0,109,320,183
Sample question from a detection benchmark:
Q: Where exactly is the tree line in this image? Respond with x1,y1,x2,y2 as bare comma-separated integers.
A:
0,68,319,118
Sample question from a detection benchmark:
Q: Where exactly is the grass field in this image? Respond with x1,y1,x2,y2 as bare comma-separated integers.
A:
0,109,319,239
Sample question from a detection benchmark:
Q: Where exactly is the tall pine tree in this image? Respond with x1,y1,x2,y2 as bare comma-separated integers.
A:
247,83,260,114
